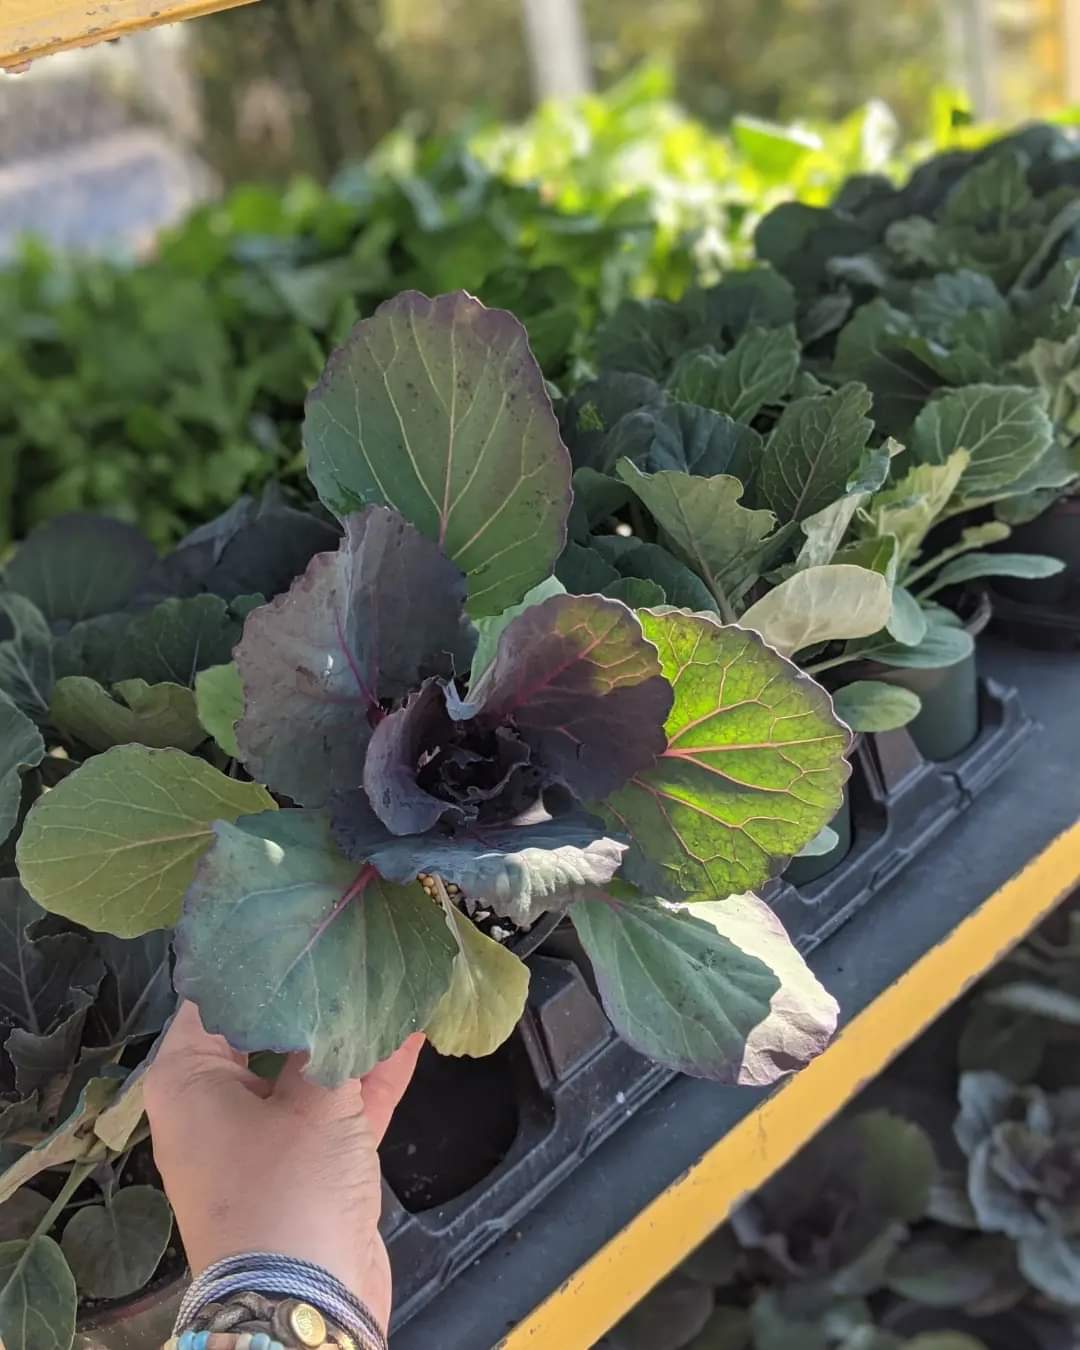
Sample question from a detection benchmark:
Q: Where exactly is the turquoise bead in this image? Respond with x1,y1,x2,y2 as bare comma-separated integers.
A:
192,1335,210,1350
249,1336,272,1350
177,1336,196,1350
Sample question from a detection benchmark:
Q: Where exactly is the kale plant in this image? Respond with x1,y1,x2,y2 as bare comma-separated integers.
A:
555,269,1061,737
756,125,1080,522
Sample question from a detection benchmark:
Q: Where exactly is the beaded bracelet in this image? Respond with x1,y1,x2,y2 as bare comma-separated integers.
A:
169,1333,287,1350
166,1254,387,1350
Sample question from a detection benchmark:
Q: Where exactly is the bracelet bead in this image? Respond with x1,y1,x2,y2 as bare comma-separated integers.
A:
170,1335,287,1350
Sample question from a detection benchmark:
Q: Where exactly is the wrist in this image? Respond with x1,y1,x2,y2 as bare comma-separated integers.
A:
183,1231,374,1310
172,1253,388,1350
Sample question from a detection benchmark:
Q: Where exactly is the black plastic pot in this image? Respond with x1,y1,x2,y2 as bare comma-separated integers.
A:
861,594,991,762
75,1280,181,1350
990,496,1080,649
382,950,672,1331
997,495,1080,609
782,786,854,887
765,670,1032,953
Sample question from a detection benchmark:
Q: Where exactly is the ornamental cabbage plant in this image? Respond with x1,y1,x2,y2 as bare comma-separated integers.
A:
944,1071,1080,1308
16,291,849,1088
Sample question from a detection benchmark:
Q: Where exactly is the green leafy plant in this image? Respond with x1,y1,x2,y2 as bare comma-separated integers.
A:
555,267,1062,738
0,292,857,1346
9,293,849,1102
0,76,1007,555
604,905,1080,1350
931,1071,1080,1309
0,493,340,1345
958,910,1080,1086
602,1111,988,1350
0,131,655,551
0,880,173,1346
756,124,1080,525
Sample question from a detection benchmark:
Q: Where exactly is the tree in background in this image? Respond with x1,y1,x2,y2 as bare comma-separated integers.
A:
585,0,948,132
189,0,950,184
192,0,406,182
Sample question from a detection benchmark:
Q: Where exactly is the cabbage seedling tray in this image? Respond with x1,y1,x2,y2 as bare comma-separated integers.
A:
382,951,673,1330
393,638,1080,1350
382,650,1033,1333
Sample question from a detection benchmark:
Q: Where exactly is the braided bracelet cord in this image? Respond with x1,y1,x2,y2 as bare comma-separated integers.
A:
174,1254,387,1350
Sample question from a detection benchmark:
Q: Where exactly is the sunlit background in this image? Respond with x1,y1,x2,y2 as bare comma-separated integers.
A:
0,0,1078,253
2,0,1080,550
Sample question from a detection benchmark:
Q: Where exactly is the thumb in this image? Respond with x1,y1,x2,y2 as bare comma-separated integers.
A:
361,1033,425,1144
270,1034,424,1141
146,1001,269,1107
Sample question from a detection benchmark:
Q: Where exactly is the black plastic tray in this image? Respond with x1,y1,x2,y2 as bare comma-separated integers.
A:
382,955,672,1329
382,671,1033,1332
989,587,1080,651
766,674,1034,952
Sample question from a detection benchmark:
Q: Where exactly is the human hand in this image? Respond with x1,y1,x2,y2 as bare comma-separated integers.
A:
144,1001,422,1333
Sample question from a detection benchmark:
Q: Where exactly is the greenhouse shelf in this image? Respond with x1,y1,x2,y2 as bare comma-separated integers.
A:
393,639,1080,1350
0,0,255,70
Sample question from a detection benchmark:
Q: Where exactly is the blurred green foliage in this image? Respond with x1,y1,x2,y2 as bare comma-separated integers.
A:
0,73,982,550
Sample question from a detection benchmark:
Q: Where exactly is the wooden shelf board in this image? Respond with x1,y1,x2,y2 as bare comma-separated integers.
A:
1,0,257,70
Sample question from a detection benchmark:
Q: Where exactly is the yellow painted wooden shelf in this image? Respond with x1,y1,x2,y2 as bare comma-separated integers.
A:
393,640,1080,1350
0,0,256,70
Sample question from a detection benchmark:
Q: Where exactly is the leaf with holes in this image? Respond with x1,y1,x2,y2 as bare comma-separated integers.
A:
235,506,475,808
175,810,456,1085
599,610,851,900
304,290,571,617
16,746,275,936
